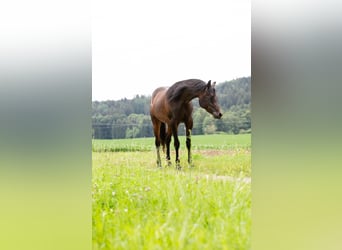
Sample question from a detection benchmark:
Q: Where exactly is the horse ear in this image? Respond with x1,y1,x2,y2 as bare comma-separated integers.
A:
213,81,216,87
207,80,211,89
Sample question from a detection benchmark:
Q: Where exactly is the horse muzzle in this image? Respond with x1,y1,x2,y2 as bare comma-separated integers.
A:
213,112,223,119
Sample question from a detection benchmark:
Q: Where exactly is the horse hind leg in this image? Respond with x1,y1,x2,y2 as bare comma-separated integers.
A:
152,118,162,168
156,145,162,168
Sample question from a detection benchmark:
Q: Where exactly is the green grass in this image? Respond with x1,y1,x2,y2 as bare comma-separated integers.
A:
93,134,251,249
92,134,251,152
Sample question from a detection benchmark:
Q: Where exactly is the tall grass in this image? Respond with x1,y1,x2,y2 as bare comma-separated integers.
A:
93,134,251,249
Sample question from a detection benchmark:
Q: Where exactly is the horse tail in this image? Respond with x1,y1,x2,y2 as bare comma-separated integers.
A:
160,122,166,152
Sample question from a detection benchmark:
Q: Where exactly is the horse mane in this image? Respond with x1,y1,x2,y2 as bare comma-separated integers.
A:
166,79,207,102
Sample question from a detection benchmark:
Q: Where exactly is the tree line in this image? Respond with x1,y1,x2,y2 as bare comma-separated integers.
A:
92,76,251,139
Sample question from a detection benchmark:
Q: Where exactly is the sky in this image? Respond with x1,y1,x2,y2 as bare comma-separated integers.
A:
92,0,250,101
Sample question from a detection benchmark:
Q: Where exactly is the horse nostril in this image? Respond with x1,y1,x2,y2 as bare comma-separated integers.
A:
219,112,222,117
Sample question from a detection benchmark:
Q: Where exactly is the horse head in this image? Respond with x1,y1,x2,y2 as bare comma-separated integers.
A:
199,80,222,119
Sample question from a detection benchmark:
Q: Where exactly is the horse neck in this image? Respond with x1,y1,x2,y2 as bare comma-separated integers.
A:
181,86,206,103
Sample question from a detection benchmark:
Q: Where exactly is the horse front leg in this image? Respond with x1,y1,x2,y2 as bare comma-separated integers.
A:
186,129,193,167
185,117,194,167
172,124,181,169
165,126,172,166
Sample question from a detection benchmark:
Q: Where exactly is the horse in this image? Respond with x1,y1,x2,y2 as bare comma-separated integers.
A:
150,79,222,169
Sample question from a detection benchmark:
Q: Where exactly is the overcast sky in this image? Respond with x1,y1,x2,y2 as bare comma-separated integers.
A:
92,0,250,101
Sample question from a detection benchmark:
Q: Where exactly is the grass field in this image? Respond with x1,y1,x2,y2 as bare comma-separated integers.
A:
92,134,251,249
92,134,251,152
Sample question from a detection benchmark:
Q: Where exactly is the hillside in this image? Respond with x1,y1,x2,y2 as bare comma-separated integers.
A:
92,76,251,139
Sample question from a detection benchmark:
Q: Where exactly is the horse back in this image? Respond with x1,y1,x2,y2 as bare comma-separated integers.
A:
151,87,167,104
150,86,193,124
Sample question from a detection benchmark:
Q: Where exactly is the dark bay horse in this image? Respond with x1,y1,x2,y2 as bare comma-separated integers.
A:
150,79,222,168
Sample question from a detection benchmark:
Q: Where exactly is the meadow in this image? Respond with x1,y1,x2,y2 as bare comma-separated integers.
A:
92,134,251,249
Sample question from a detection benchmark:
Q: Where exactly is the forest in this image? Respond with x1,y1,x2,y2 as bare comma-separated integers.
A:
92,76,251,139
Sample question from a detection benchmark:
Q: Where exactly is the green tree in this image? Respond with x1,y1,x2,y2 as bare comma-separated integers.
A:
192,109,207,135
125,126,139,138
203,116,217,134
92,77,251,138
